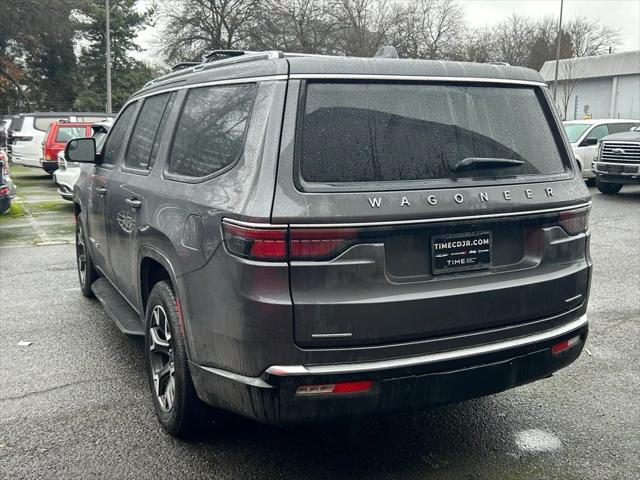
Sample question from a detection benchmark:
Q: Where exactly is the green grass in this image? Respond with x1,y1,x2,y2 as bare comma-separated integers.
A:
0,201,28,219
30,200,70,213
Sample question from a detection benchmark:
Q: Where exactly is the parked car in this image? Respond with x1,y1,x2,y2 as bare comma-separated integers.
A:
0,117,11,150
563,119,639,180
41,121,93,174
54,120,112,200
66,49,592,437
0,150,17,214
10,112,115,170
5,114,20,158
592,128,640,194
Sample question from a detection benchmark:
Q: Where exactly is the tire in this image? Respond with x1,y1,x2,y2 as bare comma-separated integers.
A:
145,281,208,437
596,179,623,195
76,216,97,297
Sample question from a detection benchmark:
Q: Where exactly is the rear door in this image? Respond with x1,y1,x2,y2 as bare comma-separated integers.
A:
106,92,176,305
272,79,591,348
87,104,137,276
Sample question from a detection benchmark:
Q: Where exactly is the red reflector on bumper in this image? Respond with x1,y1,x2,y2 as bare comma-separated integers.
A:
296,380,373,396
551,335,581,354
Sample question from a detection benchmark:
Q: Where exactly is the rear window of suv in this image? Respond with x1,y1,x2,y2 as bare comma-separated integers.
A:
298,82,567,185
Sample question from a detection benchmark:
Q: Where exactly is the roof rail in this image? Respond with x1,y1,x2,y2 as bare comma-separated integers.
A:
143,50,345,90
202,50,247,63
144,51,284,89
171,62,199,72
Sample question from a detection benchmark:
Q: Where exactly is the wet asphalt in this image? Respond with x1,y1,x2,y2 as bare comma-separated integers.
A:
0,184,638,480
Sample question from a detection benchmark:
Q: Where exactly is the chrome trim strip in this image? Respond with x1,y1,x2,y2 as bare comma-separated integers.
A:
225,203,591,229
311,332,353,338
564,294,583,303
267,314,588,376
223,218,286,229
289,73,548,87
289,202,592,228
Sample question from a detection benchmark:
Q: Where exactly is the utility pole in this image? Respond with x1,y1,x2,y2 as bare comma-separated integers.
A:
552,0,564,103
106,0,112,114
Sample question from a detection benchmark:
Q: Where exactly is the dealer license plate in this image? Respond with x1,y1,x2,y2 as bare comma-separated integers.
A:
431,231,492,274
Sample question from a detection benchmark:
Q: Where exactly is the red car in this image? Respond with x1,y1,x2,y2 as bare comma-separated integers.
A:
41,122,92,174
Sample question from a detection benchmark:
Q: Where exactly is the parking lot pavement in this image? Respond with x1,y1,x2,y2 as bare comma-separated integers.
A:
1,186,638,480
0,164,74,247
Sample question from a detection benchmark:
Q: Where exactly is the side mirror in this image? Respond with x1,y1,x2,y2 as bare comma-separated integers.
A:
581,137,598,147
65,137,96,163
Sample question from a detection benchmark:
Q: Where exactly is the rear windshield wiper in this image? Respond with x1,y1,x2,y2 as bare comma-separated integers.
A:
452,157,525,172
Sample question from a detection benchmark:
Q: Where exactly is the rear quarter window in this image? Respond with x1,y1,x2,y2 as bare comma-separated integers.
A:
167,83,257,179
34,117,70,132
298,81,568,186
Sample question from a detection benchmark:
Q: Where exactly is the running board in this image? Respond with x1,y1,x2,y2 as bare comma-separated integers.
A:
91,277,145,336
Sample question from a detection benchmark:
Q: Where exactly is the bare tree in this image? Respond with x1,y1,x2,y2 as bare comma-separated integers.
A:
159,0,261,62
565,16,620,57
558,58,582,119
393,0,464,60
331,0,400,57
492,14,536,66
454,27,496,63
251,0,340,53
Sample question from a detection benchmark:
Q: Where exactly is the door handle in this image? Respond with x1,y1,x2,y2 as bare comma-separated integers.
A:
126,197,142,208
96,186,107,195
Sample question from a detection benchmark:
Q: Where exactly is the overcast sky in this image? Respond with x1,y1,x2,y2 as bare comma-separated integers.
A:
135,0,640,64
461,0,640,52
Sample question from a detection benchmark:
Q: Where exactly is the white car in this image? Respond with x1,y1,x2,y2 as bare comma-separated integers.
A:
54,120,113,200
10,112,114,170
563,119,639,179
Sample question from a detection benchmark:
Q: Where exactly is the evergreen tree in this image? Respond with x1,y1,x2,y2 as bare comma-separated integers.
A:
75,0,153,111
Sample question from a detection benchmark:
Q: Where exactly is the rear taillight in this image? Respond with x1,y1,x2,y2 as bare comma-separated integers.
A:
222,222,288,261
0,186,9,196
290,228,359,260
44,147,56,161
222,221,364,262
558,208,589,235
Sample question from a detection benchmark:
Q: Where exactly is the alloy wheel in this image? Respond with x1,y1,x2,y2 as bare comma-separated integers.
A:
149,304,176,412
76,221,87,285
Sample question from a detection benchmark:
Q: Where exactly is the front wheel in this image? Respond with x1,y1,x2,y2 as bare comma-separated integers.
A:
146,281,208,437
596,179,623,195
76,216,97,297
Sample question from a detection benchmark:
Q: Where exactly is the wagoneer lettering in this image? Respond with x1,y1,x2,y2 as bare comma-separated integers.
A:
68,49,592,438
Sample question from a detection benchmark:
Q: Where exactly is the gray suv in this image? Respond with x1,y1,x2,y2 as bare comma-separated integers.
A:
66,50,592,437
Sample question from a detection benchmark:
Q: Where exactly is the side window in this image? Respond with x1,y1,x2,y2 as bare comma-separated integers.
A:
149,93,176,168
608,123,634,134
124,93,174,171
168,84,257,179
586,124,609,141
101,103,136,167
34,117,69,132
56,126,87,143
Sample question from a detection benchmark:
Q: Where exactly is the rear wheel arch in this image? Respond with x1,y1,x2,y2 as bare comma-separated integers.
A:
139,247,180,313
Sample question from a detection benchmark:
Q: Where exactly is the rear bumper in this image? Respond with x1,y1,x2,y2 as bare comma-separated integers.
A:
41,160,59,173
190,314,588,425
53,168,79,200
11,155,41,168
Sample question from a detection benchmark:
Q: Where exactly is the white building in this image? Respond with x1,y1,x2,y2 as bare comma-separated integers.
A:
540,51,640,121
